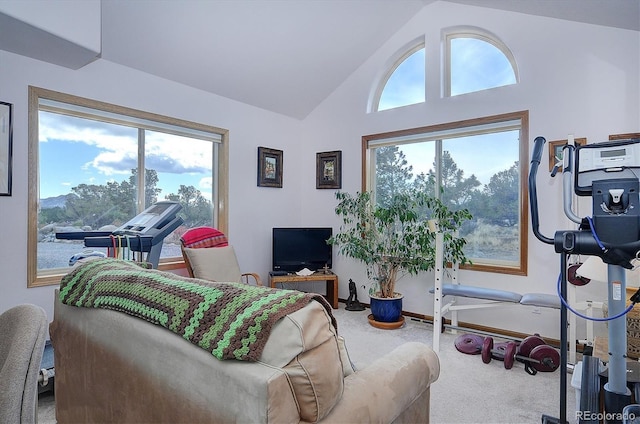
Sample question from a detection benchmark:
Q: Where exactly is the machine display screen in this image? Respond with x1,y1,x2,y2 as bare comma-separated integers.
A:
575,139,640,196
600,149,626,158
114,201,182,235
146,203,173,215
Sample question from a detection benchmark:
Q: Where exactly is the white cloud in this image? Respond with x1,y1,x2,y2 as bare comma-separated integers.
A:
40,112,213,177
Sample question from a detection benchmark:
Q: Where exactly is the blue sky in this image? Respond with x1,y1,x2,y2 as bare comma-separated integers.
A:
400,131,519,186
39,111,213,200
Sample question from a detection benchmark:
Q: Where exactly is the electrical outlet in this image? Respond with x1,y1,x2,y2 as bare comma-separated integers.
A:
532,307,541,315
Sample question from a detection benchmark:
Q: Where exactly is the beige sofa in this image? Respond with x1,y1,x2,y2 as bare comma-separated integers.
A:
50,267,440,423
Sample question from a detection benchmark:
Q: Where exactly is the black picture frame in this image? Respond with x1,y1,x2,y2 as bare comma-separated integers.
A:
0,101,13,196
257,146,283,188
316,150,342,189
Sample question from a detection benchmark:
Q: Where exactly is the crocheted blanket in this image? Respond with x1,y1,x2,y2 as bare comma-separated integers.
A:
59,258,336,361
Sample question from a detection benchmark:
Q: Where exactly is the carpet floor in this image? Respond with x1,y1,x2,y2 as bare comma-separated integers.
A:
38,303,577,423
333,305,576,423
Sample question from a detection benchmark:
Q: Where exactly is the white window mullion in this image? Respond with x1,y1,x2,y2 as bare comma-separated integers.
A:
138,128,146,213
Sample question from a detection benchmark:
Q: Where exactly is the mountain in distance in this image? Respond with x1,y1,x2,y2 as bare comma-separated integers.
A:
40,194,68,209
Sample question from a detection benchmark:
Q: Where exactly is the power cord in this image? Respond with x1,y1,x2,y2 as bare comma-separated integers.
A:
555,215,638,321
556,273,636,322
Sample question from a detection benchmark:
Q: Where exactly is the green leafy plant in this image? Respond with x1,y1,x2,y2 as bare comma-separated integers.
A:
328,189,472,298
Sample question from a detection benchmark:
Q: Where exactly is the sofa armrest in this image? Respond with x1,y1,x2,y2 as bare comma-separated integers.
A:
319,342,439,423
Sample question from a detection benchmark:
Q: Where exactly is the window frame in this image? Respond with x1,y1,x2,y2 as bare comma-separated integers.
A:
27,86,229,287
362,110,529,276
371,38,425,113
443,27,519,98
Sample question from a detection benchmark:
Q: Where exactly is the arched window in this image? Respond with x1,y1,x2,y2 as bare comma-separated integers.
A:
375,44,425,112
444,28,518,96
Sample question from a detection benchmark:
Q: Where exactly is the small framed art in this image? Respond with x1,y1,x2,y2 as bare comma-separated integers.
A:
548,138,586,173
609,133,640,141
316,150,342,189
0,101,13,196
257,147,283,188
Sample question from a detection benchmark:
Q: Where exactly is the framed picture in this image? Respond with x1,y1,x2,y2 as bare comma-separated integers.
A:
257,147,283,188
316,150,342,189
548,138,586,172
609,132,640,141
0,102,12,196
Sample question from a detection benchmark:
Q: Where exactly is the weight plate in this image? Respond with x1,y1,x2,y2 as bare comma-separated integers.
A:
481,337,494,364
568,263,590,286
492,342,510,361
503,342,517,370
529,345,560,372
454,333,485,355
517,334,545,358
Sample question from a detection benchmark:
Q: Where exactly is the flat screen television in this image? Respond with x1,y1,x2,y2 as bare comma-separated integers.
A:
272,227,333,273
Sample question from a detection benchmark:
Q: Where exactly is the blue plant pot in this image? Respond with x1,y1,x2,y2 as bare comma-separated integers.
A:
369,294,403,323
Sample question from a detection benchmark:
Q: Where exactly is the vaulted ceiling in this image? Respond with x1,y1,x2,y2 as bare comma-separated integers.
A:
97,0,639,120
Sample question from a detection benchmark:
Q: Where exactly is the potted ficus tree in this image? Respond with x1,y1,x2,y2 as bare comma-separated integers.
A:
328,188,471,327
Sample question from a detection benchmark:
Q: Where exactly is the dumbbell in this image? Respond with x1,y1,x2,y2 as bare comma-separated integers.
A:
481,334,560,375
454,334,526,361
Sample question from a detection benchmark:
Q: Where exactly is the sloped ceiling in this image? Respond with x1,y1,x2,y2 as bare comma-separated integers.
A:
97,0,639,120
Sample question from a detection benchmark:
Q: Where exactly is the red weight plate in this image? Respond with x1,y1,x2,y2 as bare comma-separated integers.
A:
492,342,510,361
529,345,560,372
503,342,517,370
568,263,590,286
455,333,485,355
481,337,494,364
517,335,545,358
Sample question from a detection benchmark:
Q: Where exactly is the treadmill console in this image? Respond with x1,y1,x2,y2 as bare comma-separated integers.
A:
113,201,182,235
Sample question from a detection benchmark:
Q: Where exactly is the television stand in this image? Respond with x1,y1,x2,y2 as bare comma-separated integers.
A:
269,271,338,309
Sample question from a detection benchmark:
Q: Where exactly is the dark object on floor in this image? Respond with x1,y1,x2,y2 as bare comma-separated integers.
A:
454,333,484,355
345,279,365,311
38,340,55,394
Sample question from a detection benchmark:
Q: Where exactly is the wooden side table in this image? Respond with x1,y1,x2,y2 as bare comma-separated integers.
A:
269,272,338,309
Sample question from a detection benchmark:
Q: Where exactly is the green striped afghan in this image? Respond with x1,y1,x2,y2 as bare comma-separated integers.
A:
59,258,336,361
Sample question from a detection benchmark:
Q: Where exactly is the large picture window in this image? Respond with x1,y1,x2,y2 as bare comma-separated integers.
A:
363,111,529,275
28,86,228,287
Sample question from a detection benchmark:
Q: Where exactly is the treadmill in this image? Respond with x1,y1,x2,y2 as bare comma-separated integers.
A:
56,201,184,268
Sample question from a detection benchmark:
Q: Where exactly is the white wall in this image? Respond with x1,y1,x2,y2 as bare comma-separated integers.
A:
0,49,306,330
302,1,640,339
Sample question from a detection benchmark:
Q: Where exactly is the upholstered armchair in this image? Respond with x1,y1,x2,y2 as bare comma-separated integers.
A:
0,304,48,423
180,226,262,285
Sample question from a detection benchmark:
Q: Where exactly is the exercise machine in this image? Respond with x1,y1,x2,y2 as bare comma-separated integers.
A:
530,135,640,423
56,201,183,268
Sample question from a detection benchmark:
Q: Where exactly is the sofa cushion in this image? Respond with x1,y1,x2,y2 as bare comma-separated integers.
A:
260,301,344,422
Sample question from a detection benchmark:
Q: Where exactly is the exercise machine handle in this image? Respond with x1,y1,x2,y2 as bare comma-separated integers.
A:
529,136,554,245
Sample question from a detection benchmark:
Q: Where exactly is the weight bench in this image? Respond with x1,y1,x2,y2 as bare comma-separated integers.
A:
431,282,560,344
431,234,597,362
436,283,561,308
